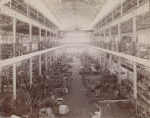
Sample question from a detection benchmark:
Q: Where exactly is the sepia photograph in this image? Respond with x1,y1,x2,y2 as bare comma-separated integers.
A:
0,0,150,118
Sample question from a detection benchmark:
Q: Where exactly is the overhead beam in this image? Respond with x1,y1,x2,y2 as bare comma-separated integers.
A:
58,30,93,33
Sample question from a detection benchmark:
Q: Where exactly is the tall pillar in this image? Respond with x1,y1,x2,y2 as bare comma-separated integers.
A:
13,63,16,109
118,23,121,52
29,23,32,53
30,58,32,86
39,28,41,51
45,31,47,49
104,30,106,49
118,57,121,84
109,54,112,75
13,16,16,57
133,11,137,56
103,52,106,69
109,27,112,50
0,64,2,95
133,62,137,114
45,52,47,70
39,54,41,76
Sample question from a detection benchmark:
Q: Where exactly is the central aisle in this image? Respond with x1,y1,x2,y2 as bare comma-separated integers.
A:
59,56,136,118
62,56,95,118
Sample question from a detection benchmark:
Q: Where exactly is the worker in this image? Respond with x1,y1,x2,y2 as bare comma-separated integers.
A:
106,102,110,109
114,90,119,98
92,104,101,118
59,104,69,115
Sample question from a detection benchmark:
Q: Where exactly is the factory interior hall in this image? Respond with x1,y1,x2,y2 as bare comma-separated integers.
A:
0,0,150,118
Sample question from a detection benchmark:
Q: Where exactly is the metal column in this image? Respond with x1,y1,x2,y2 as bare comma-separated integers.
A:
45,31,47,49
30,58,32,86
13,63,16,109
46,52,48,70
29,23,32,53
118,23,121,52
133,11,137,56
109,27,111,50
39,54,41,76
13,16,16,57
133,62,137,114
109,54,112,75
118,57,121,84
39,28,41,51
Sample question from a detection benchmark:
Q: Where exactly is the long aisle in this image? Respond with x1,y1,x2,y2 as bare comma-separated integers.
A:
60,56,136,118
62,56,95,118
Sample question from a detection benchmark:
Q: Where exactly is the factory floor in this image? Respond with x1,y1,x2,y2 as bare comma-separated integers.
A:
2,56,138,118
57,56,137,118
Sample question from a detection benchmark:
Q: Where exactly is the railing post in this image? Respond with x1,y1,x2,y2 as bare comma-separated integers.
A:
13,15,16,57
13,63,16,109
39,54,41,76
133,62,137,114
30,57,32,86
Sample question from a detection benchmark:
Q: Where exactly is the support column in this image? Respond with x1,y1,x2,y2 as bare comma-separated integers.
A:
118,56,121,95
104,30,106,49
133,11,137,56
0,64,2,95
39,28,41,51
99,51,101,65
13,63,16,109
29,23,32,53
39,54,41,76
133,62,137,114
30,58,32,86
45,31,47,49
13,16,16,57
118,23,121,52
109,27,112,50
118,57,121,84
109,54,112,75
103,52,106,69
45,52,47,70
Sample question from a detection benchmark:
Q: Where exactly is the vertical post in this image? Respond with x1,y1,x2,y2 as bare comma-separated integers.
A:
109,54,112,75
0,63,2,95
39,27,41,51
118,23,121,52
121,0,123,16
103,52,106,69
137,0,139,6
13,16,16,57
133,11,137,56
45,30,47,49
99,51,101,65
133,62,137,114
118,57,121,84
109,27,111,50
27,0,29,17
13,63,16,109
104,30,106,49
45,52,47,70
29,23,32,53
30,57,32,86
39,54,41,76
50,32,51,48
